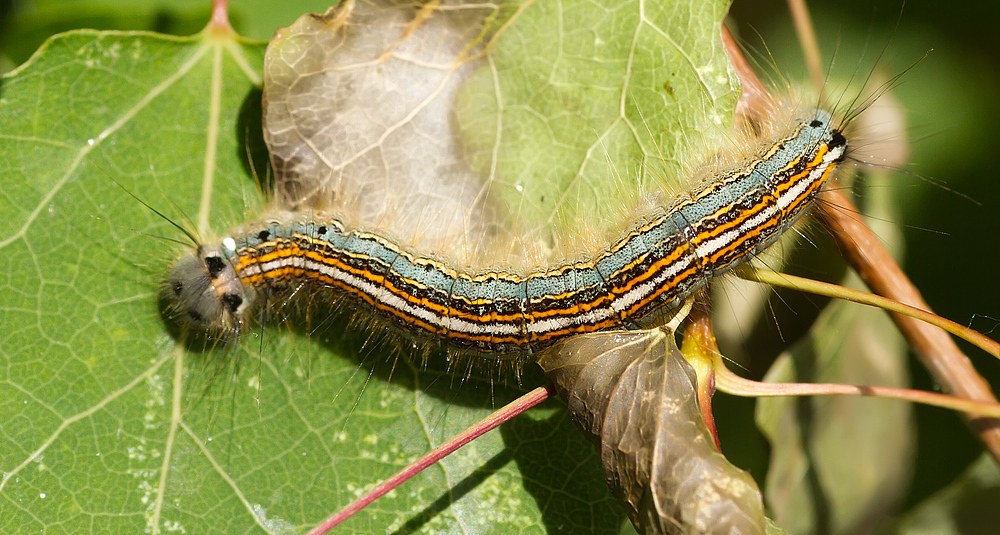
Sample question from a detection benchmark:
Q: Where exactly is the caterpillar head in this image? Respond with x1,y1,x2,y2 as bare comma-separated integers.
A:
164,244,256,337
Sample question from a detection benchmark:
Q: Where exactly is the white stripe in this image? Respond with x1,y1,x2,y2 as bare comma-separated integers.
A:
609,253,695,313
694,203,779,258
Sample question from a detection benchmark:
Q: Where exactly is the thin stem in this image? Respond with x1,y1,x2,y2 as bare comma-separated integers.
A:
715,354,1000,418
682,306,721,451
208,0,233,35
307,384,556,535
786,0,826,94
723,7,1000,465
818,189,1000,460
737,265,1000,359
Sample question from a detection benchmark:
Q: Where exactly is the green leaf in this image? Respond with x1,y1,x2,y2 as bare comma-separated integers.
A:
895,453,1000,535
0,26,273,534
0,0,338,69
454,0,739,232
0,0,737,533
756,274,914,535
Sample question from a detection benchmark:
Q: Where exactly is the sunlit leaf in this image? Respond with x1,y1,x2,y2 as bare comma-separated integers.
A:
0,0,737,533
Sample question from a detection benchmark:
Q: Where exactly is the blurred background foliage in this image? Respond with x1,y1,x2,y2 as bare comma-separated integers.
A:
728,0,1000,514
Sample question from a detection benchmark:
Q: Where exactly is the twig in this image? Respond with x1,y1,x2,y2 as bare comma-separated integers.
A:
724,13,1000,461
817,189,1000,460
307,384,556,534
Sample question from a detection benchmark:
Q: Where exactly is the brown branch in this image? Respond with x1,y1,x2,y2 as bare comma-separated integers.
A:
723,19,1000,460
786,0,825,94
817,190,1000,459
721,25,774,125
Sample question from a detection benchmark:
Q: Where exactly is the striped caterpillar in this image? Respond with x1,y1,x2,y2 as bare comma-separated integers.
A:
157,7,852,529
165,110,846,357
4,0,998,534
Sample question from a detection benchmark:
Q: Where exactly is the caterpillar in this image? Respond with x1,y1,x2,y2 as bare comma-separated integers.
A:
11,0,996,534
165,110,847,357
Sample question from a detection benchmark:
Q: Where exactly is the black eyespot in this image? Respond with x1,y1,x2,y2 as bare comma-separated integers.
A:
317,226,327,235
205,256,226,278
221,292,243,314
830,129,848,151
188,310,204,322
424,263,435,272
810,119,824,128
258,230,270,241
172,281,183,296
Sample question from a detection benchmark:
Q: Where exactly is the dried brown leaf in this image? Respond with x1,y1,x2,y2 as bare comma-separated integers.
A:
539,329,765,535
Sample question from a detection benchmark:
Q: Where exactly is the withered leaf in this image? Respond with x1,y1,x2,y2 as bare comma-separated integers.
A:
540,329,766,535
